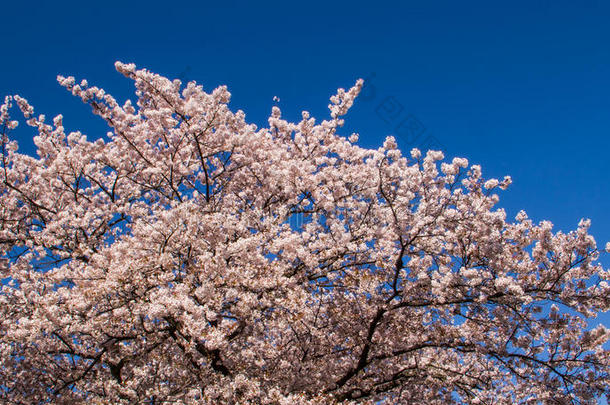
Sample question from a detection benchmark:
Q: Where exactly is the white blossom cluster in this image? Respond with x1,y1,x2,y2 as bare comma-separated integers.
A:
0,63,608,404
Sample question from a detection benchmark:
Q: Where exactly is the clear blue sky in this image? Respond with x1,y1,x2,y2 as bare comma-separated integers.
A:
2,1,609,328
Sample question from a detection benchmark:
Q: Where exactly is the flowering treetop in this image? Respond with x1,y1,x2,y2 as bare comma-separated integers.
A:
0,62,608,404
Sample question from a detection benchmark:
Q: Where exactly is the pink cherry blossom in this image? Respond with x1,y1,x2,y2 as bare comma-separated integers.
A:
0,63,608,404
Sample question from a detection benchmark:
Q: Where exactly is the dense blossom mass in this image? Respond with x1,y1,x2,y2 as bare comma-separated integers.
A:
0,63,609,404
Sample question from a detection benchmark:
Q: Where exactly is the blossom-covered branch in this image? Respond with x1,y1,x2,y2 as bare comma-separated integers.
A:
0,63,608,404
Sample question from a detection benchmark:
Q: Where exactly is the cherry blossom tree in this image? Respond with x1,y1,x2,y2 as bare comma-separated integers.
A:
0,62,609,404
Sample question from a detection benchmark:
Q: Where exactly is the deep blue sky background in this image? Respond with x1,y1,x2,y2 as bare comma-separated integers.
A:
2,0,609,351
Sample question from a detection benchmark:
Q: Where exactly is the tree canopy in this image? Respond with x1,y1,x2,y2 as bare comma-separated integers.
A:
0,63,608,404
